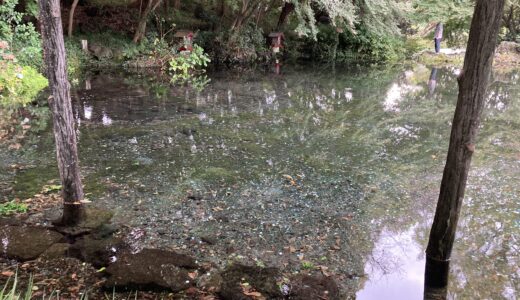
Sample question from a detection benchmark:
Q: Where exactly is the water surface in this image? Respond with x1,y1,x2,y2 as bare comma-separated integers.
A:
5,64,519,299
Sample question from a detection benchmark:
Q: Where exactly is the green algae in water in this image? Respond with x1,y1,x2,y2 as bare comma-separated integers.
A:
13,165,59,199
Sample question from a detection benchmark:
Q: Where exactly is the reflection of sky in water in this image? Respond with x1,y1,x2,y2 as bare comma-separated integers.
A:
102,112,113,126
383,83,423,112
357,226,424,300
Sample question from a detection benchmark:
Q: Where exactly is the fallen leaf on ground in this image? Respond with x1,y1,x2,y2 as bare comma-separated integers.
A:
1,271,14,277
188,271,198,279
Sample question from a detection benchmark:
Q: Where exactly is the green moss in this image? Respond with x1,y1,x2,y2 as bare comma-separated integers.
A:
13,166,59,199
193,167,236,184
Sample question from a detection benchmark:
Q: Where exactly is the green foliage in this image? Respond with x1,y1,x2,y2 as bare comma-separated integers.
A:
0,201,28,215
169,44,210,81
305,24,404,62
219,24,269,63
412,0,474,47
301,261,315,270
403,37,431,57
64,38,89,78
0,0,43,71
0,50,48,108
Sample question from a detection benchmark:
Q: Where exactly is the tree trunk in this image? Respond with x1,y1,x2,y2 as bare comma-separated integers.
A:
67,0,79,37
173,0,181,10
133,0,163,43
424,0,505,299
276,2,294,31
38,0,86,226
231,0,258,31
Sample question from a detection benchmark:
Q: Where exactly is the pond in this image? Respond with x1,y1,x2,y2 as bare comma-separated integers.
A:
4,63,519,299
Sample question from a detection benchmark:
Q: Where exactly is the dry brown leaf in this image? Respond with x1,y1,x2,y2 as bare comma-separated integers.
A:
282,174,293,181
243,291,263,297
1,271,14,277
8,143,21,150
188,271,198,279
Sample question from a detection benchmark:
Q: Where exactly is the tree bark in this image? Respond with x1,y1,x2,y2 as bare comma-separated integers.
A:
67,0,79,37
424,0,505,299
39,0,86,226
231,0,259,31
133,0,163,43
276,2,294,31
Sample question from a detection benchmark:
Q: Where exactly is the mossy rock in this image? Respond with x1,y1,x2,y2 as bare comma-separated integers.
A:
55,206,114,236
219,264,284,300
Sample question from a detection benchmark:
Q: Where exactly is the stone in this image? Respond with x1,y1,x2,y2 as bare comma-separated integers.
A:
219,264,284,300
287,274,340,300
54,207,113,237
69,234,127,268
104,248,198,292
0,226,63,261
40,243,70,260
200,235,218,245
88,44,113,60
197,269,223,293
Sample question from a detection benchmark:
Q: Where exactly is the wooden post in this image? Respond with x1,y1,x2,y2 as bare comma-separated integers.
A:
81,40,88,53
424,0,505,299
39,0,86,226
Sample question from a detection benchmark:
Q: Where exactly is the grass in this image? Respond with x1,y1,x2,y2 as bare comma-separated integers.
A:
0,201,27,215
0,273,32,300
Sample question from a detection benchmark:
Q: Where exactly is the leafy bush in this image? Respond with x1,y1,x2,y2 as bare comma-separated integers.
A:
0,43,48,108
65,38,89,78
0,0,43,71
169,44,210,80
303,24,404,62
212,24,270,64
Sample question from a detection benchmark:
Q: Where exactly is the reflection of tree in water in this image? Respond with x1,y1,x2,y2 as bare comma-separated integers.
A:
353,66,519,299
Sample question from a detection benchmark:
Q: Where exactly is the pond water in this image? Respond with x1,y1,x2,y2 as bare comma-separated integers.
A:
4,64,519,298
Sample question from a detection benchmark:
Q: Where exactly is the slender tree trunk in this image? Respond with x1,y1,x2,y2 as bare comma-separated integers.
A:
231,0,258,31
133,0,163,43
39,0,86,226
173,0,181,10
276,2,294,31
67,0,79,37
424,0,505,299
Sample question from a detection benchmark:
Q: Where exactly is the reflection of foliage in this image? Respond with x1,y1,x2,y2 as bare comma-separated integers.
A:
412,0,474,47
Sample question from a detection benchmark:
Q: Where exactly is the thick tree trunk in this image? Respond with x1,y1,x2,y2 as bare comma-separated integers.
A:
424,0,505,299
276,2,294,31
67,0,79,37
39,0,86,226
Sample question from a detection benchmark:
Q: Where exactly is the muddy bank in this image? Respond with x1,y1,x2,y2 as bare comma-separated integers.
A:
0,211,346,299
